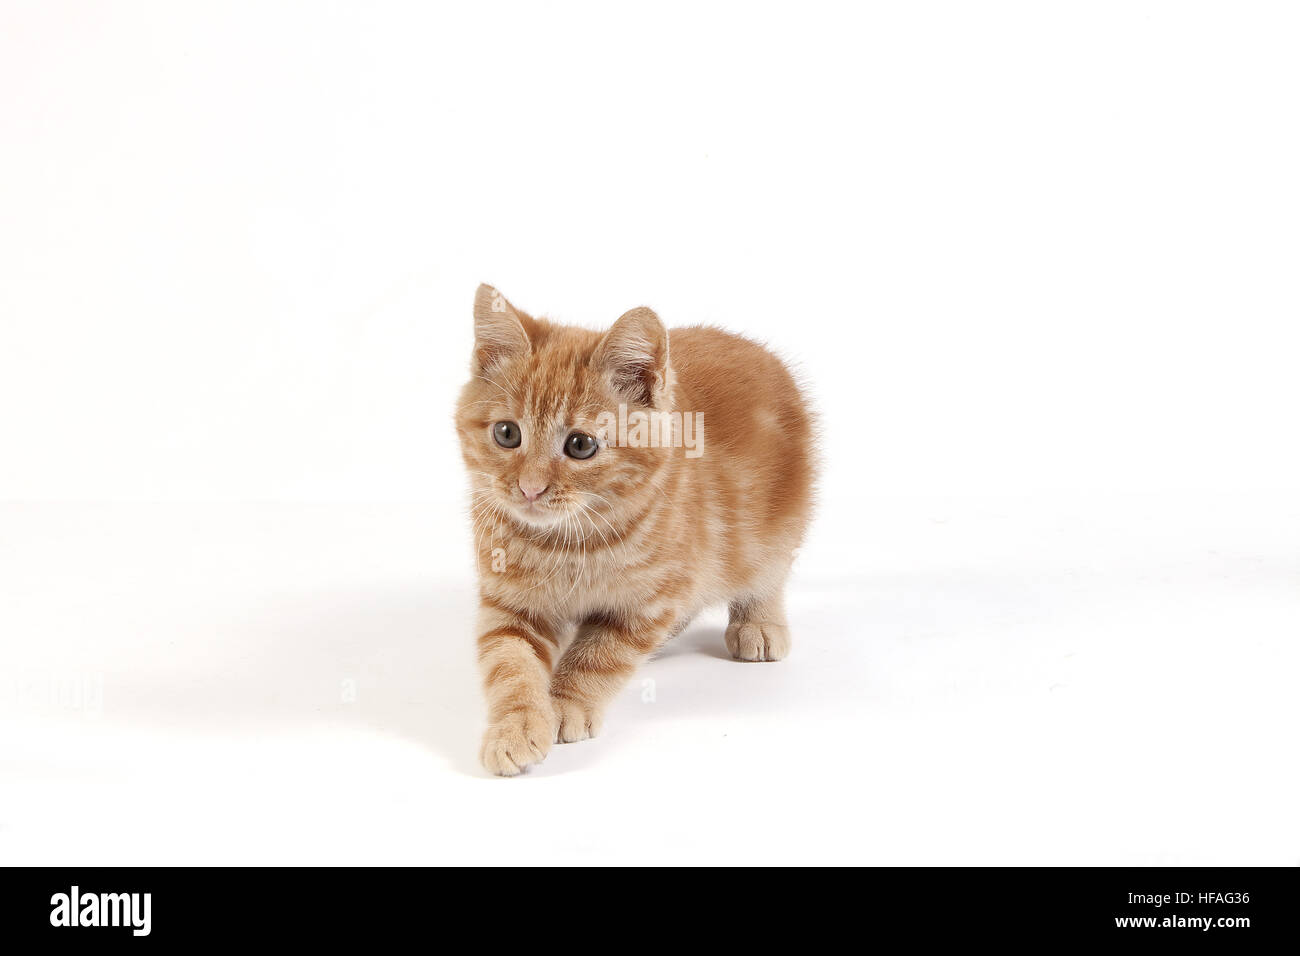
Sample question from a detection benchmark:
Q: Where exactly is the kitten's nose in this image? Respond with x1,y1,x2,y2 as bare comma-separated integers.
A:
518,479,548,502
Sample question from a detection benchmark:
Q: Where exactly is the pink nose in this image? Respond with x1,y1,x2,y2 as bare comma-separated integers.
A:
519,479,548,502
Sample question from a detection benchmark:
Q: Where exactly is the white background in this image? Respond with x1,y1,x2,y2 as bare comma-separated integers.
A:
2,2,1298,864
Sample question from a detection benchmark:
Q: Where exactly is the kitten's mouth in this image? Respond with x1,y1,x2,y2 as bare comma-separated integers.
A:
508,498,563,528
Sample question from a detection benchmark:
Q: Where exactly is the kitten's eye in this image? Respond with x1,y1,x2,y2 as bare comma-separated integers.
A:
565,431,598,460
493,421,521,449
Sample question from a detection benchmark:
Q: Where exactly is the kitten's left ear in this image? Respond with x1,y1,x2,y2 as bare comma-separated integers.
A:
594,306,669,407
472,283,531,373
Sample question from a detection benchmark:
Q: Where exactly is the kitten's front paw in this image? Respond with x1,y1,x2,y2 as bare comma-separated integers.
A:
725,621,791,662
480,707,555,776
552,695,604,743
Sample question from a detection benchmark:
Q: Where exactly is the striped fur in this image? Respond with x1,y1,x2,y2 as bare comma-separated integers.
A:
457,285,815,775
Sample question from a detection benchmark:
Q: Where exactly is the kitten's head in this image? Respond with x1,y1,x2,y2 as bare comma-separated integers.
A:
456,284,673,532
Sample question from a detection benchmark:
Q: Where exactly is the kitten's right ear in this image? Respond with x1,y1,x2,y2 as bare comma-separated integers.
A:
594,306,670,407
472,284,531,373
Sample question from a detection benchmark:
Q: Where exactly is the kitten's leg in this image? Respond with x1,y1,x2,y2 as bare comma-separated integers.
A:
550,611,673,743
476,602,560,776
725,590,791,662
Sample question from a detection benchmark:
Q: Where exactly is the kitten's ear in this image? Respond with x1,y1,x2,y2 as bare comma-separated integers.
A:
472,283,531,372
594,306,669,407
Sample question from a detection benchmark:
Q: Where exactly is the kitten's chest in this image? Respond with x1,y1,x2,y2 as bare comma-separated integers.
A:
484,530,652,608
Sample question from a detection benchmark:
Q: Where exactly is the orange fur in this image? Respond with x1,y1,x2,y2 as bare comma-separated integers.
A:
456,285,815,775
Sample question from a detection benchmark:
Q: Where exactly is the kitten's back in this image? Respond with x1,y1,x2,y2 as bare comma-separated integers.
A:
670,325,815,535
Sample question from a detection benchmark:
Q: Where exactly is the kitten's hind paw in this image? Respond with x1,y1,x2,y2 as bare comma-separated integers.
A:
725,621,791,662
552,695,604,744
480,707,555,776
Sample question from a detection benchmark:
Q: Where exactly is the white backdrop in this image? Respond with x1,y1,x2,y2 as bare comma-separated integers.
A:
2,3,1299,865
4,2,1297,506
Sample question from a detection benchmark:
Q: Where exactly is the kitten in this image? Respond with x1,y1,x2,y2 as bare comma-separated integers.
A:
456,285,815,775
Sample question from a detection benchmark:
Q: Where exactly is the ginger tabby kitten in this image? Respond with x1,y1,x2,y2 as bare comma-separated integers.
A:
456,285,815,775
